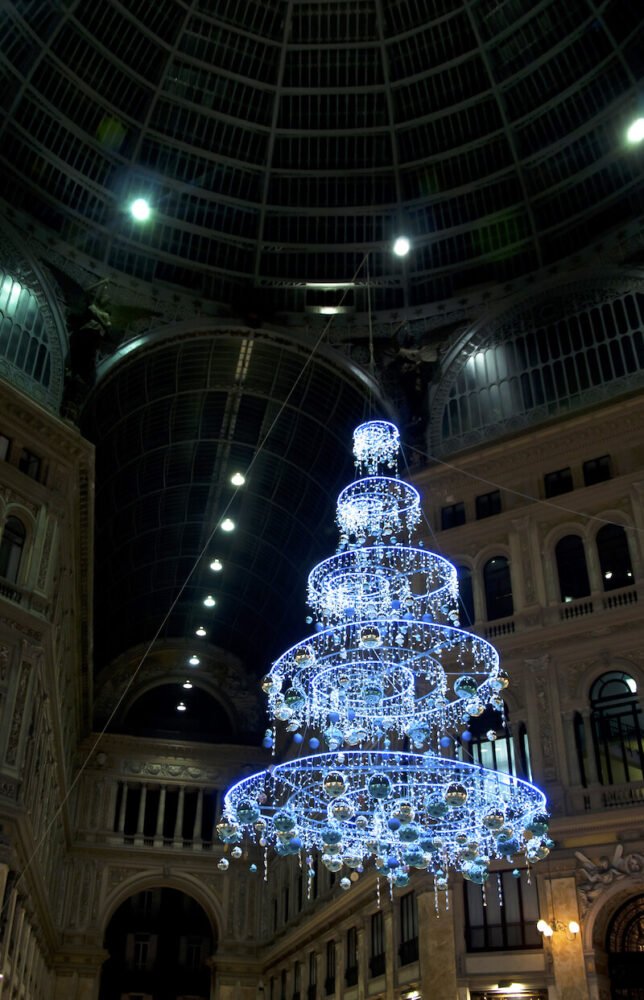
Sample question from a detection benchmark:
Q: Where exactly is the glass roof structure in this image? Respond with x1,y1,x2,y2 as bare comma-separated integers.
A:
0,0,642,320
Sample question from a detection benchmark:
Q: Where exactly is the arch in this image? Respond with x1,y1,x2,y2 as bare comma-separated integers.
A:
100,871,223,943
121,681,237,743
482,555,513,621
582,877,644,998
429,269,644,457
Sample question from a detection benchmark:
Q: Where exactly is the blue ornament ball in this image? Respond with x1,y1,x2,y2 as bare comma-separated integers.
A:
292,733,304,744
262,737,273,749
440,736,452,748
461,730,473,742
309,737,320,749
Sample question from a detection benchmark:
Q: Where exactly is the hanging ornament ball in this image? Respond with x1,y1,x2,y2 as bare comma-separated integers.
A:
526,812,550,837
274,702,292,722
360,625,382,648
454,675,478,699
367,771,392,799
292,732,304,744
363,682,384,705
394,872,410,888
338,672,351,688
236,799,261,825
444,783,468,807
393,800,415,825
217,819,242,844
482,810,505,831
436,876,448,890
439,736,452,749
309,737,320,749
217,858,230,871
254,818,267,833
486,729,498,741
339,877,352,891
526,837,550,861
230,846,243,860
249,863,258,873
461,730,473,742
408,721,430,747
350,871,360,882
331,797,354,821
323,771,347,798
324,726,343,751
322,854,343,872
387,817,401,832
490,669,510,692
273,810,297,832
294,645,316,667
261,674,281,695
284,687,306,711
512,868,521,878
465,699,485,717
462,862,489,885
399,822,420,843
426,797,448,819
262,736,273,749
455,833,468,846
355,814,369,830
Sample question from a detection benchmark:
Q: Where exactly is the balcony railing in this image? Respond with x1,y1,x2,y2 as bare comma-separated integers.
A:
476,584,639,639
568,779,644,814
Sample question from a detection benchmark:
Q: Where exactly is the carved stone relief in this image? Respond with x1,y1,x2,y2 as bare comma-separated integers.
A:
576,844,644,915
6,660,32,765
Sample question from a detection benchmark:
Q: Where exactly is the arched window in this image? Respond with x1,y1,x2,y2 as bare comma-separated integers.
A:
596,524,634,590
590,671,644,785
0,516,26,583
483,556,513,620
555,534,590,601
456,565,475,625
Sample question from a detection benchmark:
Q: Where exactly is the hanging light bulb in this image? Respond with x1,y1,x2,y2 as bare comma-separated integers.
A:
230,472,246,487
176,701,187,712
195,626,207,637
188,655,200,666
210,559,223,572
183,680,193,689
203,595,216,607
221,518,235,532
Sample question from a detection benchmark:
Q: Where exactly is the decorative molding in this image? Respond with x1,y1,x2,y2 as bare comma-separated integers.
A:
576,844,644,915
122,760,225,783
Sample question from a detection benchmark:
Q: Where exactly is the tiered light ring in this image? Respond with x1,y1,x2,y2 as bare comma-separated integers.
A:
220,421,549,889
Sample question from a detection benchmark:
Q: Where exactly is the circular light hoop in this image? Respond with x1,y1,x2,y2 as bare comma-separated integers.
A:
307,546,458,623
337,477,421,540
353,421,400,475
224,751,547,870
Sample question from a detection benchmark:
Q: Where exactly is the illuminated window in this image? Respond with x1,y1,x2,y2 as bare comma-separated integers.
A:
464,870,541,951
596,524,634,591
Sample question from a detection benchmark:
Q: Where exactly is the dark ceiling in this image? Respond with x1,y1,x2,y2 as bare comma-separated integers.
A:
0,0,643,708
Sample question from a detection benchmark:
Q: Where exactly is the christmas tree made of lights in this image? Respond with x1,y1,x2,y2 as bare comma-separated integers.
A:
219,421,549,891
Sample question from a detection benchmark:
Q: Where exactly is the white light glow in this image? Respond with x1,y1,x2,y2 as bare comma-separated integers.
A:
543,925,554,937
176,701,187,712
319,306,339,315
221,518,235,532
195,626,207,637
393,235,411,257
203,595,216,607
189,655,200,666
536,919,549,933
210,558,223,572
604,571,613,579
627,677,637,693
568,920,580,935
627,117,644,144
183,680,193,689
130,197,151,221
231,472,246,487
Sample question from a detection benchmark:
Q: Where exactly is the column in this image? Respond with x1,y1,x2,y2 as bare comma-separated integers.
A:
356,923,367,1000
548,876,586,1000
193,789,204,843
155,785,167,843
136,785,147,838
417,889,459,1000
117,782,128,834
105,780,119,832
383,906,395,1000
174,786,185,841
580,709,600,784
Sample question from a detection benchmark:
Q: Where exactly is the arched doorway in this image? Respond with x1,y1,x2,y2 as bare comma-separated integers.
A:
607,893,644,999
99,887,215,1000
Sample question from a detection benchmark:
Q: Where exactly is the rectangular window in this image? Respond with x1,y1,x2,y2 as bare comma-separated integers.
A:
0,435,10,461
583,454,611,486
399,891,419,965
441,501,466,530
309,950,317,985
185,936,202,969
133,933,151,971
476,489,502,519
544,467,573,498
464,870,542,950
345,927,358,986
370,910,385,977
18,448,42,481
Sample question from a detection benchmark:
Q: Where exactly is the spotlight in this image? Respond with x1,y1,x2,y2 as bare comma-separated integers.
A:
195,626,206,637
188,655,200,666
203,595,216,607
210,558,223,572
129,197,151,221
183,680,193,689
626,117,644,144
393,235,411,257
230,472,246,487
221,518,235,532
176,701,187,712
